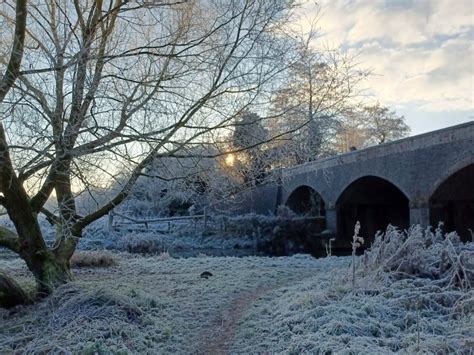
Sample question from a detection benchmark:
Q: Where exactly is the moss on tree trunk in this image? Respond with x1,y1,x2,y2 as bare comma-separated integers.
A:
33,251,72,297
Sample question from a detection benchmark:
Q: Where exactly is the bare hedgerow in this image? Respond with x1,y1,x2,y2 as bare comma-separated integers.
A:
70,251,119,268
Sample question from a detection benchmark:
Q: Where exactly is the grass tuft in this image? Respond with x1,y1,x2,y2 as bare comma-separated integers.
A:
70,251,118,268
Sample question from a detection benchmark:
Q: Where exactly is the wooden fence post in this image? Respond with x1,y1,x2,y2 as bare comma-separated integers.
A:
107,211,114,233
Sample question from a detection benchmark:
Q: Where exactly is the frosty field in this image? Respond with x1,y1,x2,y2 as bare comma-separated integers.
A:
0,253,336,353
1,231,473,354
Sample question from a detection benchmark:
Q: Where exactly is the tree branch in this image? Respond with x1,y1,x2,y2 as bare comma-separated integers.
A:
0,0,28,103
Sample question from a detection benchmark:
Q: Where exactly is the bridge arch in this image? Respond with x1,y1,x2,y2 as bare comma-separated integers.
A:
429,162,474,242
336,175,410,251
286,185,326,217
429,156,474,199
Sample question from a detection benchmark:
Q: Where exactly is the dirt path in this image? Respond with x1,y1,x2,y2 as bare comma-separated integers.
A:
202,286,271,354
200,272,315,354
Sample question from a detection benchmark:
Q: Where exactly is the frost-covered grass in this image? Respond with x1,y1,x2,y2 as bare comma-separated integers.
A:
0,253,328,353
231,226,474,354
0,226,472,354
231,267,473,354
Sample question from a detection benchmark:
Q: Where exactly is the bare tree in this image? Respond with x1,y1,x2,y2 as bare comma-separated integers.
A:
333,103,410,152
231,111,270,185
0,0,299,298
120,144,233,217
267,22,408,158
362,103,410,144
267,25,368,166
332,107,370,153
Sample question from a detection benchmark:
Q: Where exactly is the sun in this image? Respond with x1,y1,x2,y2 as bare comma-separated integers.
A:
225,154,235,166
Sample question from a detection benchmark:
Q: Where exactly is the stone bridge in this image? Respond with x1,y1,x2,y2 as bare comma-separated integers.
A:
238,121,474,251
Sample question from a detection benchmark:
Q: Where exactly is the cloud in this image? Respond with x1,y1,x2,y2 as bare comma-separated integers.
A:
346,4,428,45
352,35,473,111
428,0,474,36
311,0,430,46
297,0,474,113
313,0,473,45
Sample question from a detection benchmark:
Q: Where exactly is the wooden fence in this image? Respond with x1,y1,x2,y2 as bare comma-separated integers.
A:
107,210,209,233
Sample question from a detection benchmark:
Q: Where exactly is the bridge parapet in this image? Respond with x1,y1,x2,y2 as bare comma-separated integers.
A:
282,121,474,178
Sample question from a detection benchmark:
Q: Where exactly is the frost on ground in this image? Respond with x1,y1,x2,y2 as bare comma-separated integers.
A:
0,253,327,353
0,226,473,354
231,226,474,354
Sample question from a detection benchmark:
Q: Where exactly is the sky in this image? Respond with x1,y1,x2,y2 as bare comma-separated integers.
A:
298,0,474,135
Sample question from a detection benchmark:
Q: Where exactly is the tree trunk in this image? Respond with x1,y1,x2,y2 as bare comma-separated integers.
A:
32,251,72,297
12,215,72,296
0,171,72,296
1,180,71,295
0,254,71,308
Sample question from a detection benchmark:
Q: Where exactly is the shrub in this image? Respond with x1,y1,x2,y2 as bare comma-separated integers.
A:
360,225,473,290
223,214,327,256
116,233,164,254
276,205,297,218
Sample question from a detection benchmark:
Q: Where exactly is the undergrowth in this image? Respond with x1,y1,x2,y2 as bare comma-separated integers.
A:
231,225,474,354
360,224,473,290
71,251,119,268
